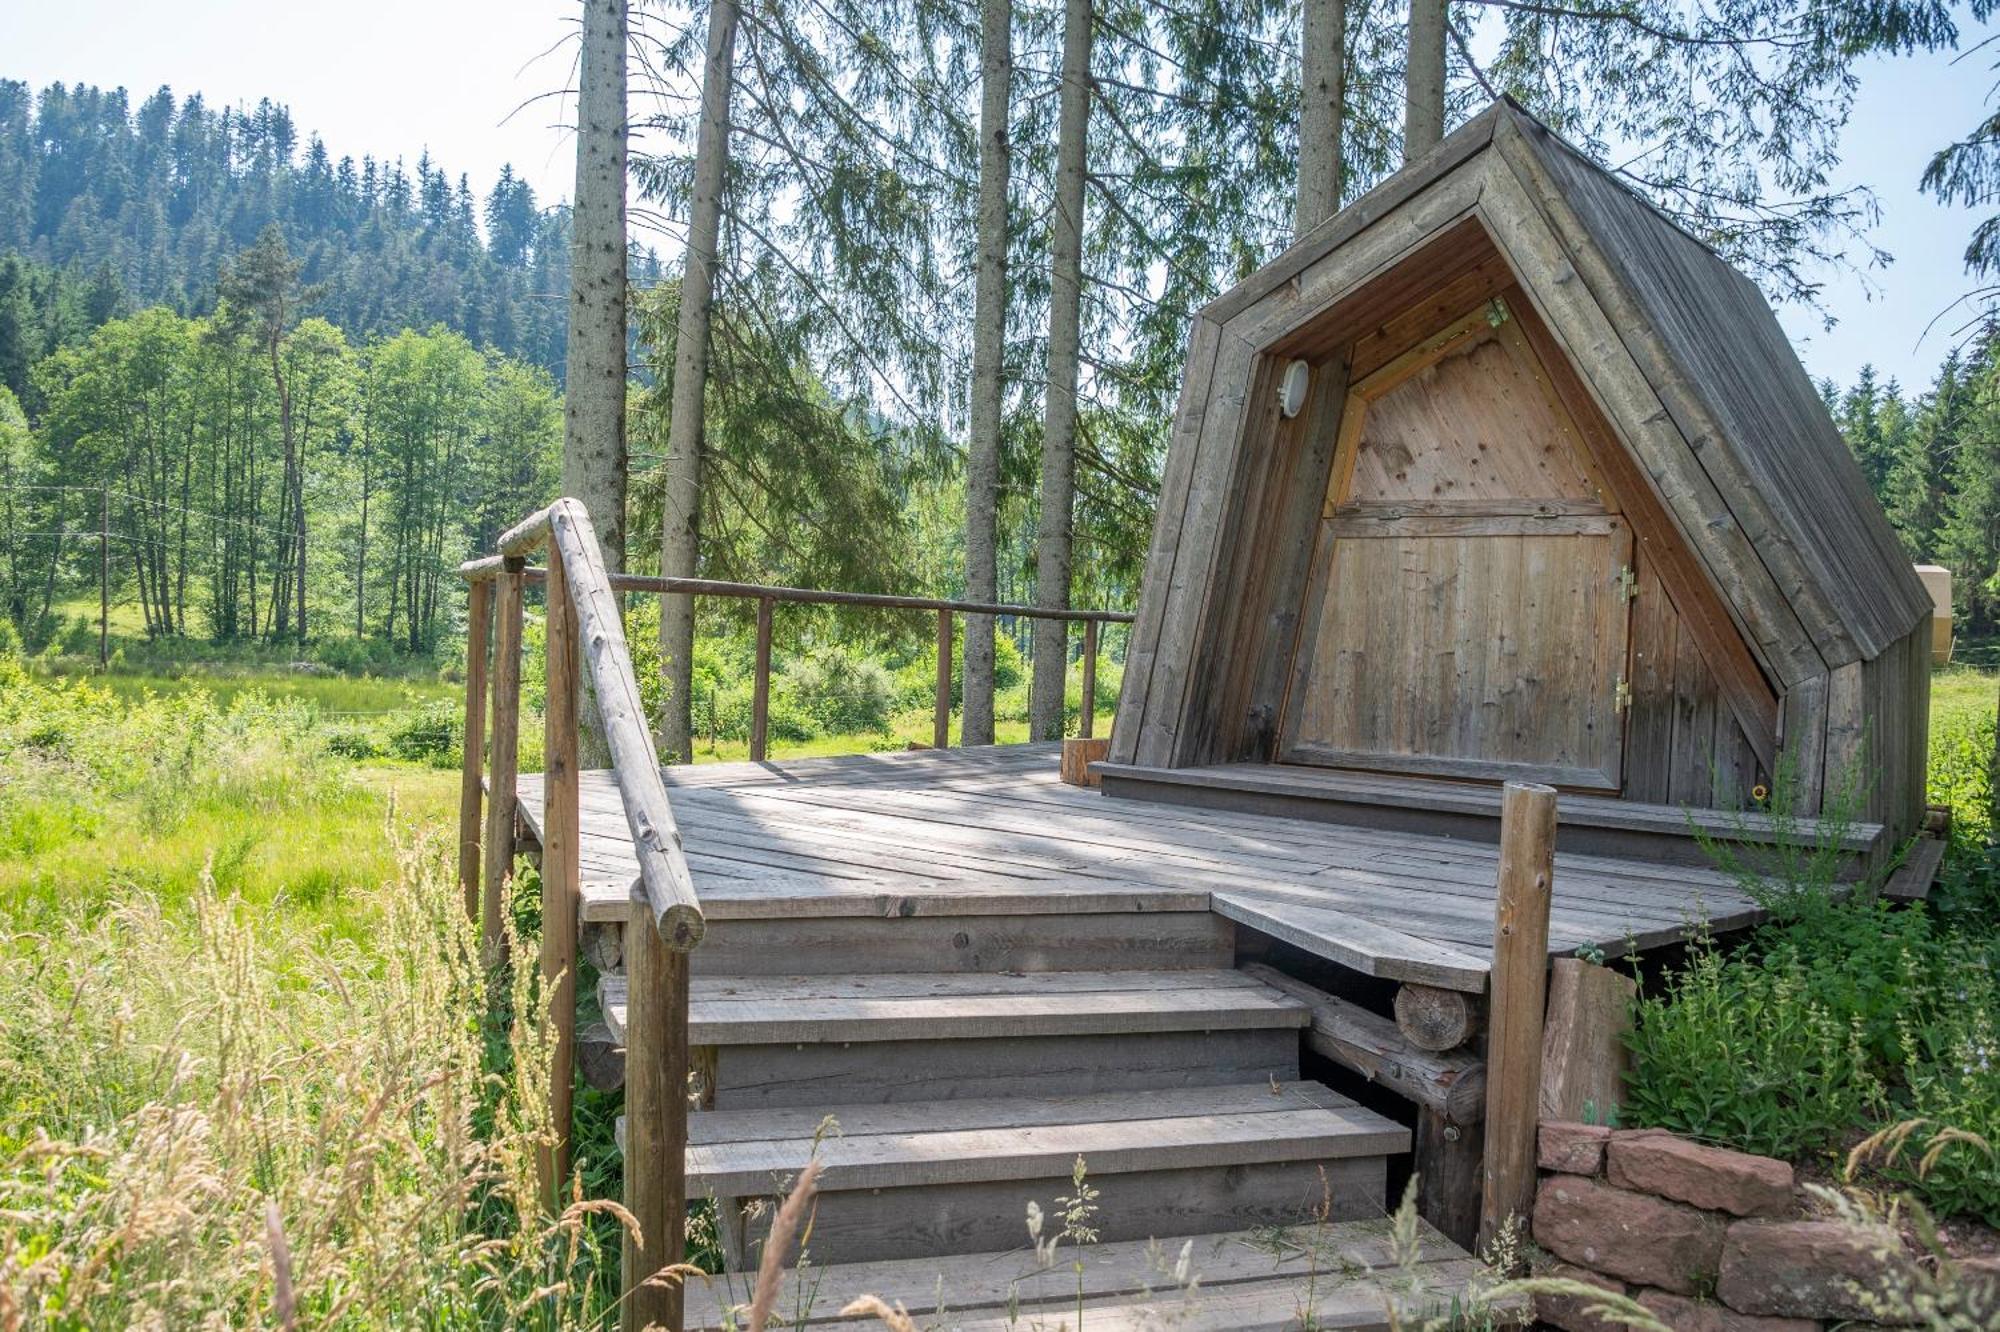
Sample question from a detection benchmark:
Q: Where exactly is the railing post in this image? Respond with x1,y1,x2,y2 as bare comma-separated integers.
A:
540,552,580,1209
457,577,493,924
481,558,526,965
749,594,774,762
934,607,953,749
623,904,690,1332
1479,780,1557,1258
1080,617,1099,740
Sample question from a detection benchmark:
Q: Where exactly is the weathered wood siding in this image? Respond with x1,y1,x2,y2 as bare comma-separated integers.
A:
1623,566,1766,808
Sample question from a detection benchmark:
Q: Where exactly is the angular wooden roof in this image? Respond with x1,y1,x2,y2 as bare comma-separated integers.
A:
1509,108,1929,665
1114,101,1928,775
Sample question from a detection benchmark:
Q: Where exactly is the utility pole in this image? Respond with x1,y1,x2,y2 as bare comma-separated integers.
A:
99,486,109,669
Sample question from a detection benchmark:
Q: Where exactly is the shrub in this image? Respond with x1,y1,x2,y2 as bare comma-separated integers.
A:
1628,673,2000,1224
1625,928,1885,1158
324,725,384,760
388,698,462,766
780,649,896,736
1892,960,2000,1225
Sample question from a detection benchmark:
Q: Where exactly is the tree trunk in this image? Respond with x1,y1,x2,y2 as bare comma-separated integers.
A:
1029,0,1091,742
355,393,371,638
1405,0,1446,162
658,0,740,765
1296,0,1346,238
566,0,631,752
964,0,1012,747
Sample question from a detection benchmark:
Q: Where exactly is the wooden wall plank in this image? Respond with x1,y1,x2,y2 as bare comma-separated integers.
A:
1623,567,1676,804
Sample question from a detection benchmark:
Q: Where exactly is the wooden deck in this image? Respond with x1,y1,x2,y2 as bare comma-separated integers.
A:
515,743,1769,992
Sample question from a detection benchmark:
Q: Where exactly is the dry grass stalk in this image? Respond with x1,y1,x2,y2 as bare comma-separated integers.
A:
838,1293,920,1331
747,1160,823,1332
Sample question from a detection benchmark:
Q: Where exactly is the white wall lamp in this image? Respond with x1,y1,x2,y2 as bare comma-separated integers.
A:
1278,360,1311,418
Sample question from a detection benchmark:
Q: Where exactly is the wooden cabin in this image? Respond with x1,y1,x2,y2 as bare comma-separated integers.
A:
476,101,1941,1332
1103,98,1933,847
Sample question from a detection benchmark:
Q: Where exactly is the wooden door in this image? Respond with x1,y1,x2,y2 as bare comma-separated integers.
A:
1280,300,1633,790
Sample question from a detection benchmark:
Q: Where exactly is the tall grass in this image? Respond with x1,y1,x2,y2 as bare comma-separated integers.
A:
0,837,623,1328
0,648,619,1328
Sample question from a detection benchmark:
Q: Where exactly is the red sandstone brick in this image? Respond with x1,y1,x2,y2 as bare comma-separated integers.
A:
1533,1263,1630,1332
1607,1131,1794,1217
1716,1219,1916,1322
1540,1120,1613,1175
1635,1288,1817,1331
1533,1176,1725,1295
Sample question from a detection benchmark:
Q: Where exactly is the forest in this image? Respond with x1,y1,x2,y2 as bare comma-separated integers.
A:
7,0,2000,695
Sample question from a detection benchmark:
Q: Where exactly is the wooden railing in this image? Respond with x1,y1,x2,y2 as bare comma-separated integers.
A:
457,499,704,1332
454,561,1137,757
456,499,1132,1329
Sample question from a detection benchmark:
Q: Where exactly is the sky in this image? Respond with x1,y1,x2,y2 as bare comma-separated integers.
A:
4,0,1997,391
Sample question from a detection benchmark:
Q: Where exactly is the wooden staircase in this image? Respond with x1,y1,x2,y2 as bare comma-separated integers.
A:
597,908,1511,1329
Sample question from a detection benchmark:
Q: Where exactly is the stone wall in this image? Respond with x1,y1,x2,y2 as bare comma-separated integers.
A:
1529,1122,1993,1330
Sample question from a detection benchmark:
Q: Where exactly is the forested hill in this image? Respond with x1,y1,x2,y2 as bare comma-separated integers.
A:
0,79,645,379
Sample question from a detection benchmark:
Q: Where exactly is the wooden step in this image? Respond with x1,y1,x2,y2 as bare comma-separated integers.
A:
601,968,1311,1106
600,968,1312,1045
683,1216,1522,1330
683,910,1236,975
630,1081,1409,1263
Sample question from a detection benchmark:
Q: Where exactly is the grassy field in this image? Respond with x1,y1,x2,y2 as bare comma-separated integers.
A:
1,648,1994,1324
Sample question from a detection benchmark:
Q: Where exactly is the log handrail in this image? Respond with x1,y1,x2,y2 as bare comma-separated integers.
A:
496,501,706,946
457,556,1135,623
457,497,701,1332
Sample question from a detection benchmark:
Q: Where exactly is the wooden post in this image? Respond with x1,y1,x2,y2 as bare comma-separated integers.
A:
98,486,109,668
623,902,690,1332
457,577,494,924
1080,618,1098,739
1417,1108,1484,1252
481,560,526,965
1540,957,1636,1123
540,554,580,1208
749,595,773,761
934,607,953,749
1479,781,1557,1257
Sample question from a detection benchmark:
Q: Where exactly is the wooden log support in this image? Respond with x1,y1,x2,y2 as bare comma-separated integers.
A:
1080,618,1099,739
457,576,493,925
540,554,580,1209
1539,957,1635,1124
481,560,526,964
1243,964,1485,1122
749,595,774,762
1478,781,1557,1257
1394,983,1481,1052
1416,1107,1483,1252
623,891,691,1332
934,608,953,750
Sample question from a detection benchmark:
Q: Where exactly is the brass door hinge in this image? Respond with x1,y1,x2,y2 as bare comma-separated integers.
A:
1616,564,1638,602
1614,675,1632,713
